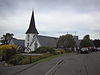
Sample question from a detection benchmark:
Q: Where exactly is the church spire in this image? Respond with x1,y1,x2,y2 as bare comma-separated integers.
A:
26,10,39,34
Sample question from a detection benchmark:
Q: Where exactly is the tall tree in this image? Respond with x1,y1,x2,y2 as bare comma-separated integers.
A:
57,34,76,50
80,35,94,48
93,39,100,48
0,33,14,45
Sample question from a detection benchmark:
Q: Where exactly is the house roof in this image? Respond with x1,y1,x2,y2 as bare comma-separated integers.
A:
37,35,58,47
10,38,25,47
26,11,39,34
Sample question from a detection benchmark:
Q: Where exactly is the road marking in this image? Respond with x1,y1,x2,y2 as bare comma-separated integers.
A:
45,59,63,75
84,64,88,75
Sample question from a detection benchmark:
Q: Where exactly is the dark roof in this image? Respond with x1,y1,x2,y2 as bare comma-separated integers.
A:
26,11,39,34
37,35,58,47
10,38,25,47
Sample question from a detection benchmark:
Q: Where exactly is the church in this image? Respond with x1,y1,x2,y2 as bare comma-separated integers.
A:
9,10,79,52
25,11,58,52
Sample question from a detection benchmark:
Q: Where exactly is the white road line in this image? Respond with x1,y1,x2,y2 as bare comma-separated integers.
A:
45,59,63,75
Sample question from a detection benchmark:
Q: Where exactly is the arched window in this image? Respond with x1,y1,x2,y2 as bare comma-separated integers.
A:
34,41,38,50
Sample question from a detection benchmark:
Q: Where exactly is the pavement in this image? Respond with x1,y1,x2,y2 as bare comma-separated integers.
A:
0,52,100,75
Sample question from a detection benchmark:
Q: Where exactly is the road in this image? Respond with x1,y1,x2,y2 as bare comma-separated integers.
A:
54,52,100,75
0,52,100,75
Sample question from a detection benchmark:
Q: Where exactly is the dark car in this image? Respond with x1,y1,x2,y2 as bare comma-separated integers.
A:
79,48,89,54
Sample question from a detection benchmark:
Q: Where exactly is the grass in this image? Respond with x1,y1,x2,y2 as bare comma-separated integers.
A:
37,54,63,63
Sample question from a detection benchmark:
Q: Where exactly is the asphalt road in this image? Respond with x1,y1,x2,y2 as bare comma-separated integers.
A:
0,52,100,75
54,52,100,75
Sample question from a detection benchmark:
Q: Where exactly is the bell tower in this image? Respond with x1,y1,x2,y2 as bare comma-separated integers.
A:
25,10,39,52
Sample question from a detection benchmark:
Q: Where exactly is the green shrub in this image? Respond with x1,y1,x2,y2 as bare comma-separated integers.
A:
35,46,55,54
7,53,53,65
21,56,30,64
65,49,73,53
0,45,16,62
55,49,65,54
8,54,24,65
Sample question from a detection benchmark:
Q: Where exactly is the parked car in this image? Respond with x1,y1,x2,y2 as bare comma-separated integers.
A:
88,47,97,52
97,47,100,51
79,48,89,54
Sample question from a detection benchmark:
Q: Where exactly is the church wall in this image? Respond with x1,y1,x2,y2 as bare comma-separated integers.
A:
25,34,35,52
30,38,41,51
25,34,41,52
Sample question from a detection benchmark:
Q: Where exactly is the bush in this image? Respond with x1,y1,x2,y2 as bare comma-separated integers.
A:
0,45,16,62
35,46,55,54
21,56,30,64
8,53,52,65
55,49,65,54
65,49,73,53
8,54,24,65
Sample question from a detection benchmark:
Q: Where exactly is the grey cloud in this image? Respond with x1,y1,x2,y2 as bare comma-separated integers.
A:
0,0,100,39
0,0,100,13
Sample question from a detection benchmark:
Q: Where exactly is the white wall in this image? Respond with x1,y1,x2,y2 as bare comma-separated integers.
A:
30,38,41,51
25,34,41,52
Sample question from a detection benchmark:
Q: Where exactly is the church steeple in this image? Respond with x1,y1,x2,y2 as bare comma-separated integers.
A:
26,10,39,34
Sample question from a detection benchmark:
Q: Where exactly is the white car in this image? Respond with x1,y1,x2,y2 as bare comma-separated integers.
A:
79,48,89,54
97,47,100,51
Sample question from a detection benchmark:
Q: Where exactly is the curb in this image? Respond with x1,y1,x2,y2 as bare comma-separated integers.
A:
12,62,38,75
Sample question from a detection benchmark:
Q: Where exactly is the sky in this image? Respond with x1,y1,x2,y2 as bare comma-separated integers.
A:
0,0,100,40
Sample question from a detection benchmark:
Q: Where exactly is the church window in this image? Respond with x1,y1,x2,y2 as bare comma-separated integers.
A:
27,43,29,47
34,41,38,50
27,34,29,41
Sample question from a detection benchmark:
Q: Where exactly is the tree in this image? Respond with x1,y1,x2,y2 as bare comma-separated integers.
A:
57,34,76,50
0,33,14,45
93,39,100,48
80,35,94,48
35,46,55,54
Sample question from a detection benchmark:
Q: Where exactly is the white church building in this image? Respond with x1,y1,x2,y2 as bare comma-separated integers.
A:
25,11,58,52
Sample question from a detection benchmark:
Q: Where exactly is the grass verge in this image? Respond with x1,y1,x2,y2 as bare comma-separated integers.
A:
37,54,63,63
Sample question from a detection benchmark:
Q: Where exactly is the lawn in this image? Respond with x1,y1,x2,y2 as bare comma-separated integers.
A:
37,54,63,63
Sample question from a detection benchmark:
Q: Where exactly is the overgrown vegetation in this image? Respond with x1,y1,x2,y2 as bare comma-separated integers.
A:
0,45,71,65
35,46,55,54
0,45,64,65
8,53,53,65
0,45,16,62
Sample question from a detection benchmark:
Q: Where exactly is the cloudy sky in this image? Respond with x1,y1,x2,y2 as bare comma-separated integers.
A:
0,0,100,39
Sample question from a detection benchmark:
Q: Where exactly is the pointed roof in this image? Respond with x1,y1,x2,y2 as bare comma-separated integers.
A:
26,11,39,34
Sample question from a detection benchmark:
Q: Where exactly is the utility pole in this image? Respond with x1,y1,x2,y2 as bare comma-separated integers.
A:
30,55,32,64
